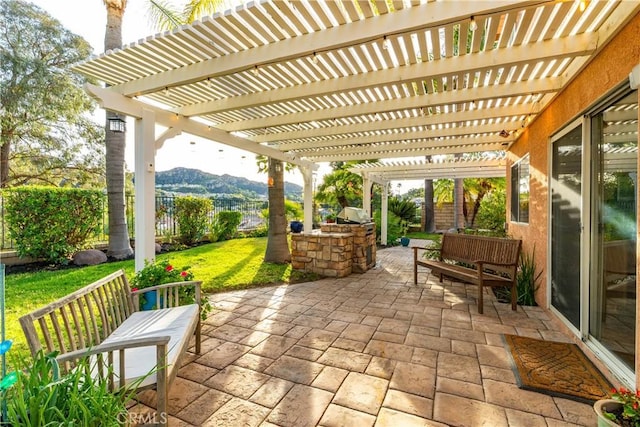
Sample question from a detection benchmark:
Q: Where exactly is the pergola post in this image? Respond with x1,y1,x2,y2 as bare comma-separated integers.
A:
362,173,372,218
134,109,156,271
381,181,389,246
302,166,313,232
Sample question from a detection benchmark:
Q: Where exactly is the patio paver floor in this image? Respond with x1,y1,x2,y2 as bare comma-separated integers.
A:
130,244,597,426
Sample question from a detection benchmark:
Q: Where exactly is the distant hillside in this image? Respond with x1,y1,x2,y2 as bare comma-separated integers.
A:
155,167,303,200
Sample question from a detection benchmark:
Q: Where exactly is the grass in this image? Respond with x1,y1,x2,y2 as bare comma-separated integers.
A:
405,231,442,243
3,237,317,356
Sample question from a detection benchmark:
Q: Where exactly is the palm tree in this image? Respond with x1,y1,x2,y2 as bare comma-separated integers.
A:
257,154,295,263
263,158,290,263
103,0,133,259
424,155,435,232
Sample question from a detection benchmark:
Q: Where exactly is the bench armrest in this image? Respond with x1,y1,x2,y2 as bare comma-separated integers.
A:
131,280,201,295
131,281,202,310
56,335,171,364
474,260,518,268
411,246,441,252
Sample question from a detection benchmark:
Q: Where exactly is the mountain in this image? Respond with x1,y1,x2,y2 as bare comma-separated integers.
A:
155,167,303,200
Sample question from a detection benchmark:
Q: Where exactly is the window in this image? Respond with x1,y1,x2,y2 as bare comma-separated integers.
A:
511,154,530,223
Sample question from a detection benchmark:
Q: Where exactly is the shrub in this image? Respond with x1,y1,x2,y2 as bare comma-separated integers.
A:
388,197,417,223
2,350,140,425
260,199,303,223
476,189,506,232
245,225,269,237
496,247,541,306
515,248,541,306
210,211,242,242
374,210,403,245
3,186,103,263
174,196,212,245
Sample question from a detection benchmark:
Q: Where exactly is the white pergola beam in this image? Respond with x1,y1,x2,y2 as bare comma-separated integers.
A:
85,83,317,170
216,78,563,132
179,34,596,116
99,1,539,97
306,143,507,162
255,104,532,144
276,123,519,151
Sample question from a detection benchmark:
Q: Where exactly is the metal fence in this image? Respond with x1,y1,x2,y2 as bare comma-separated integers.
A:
0,195,268,250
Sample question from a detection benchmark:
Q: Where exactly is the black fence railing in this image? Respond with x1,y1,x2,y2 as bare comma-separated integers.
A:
1,195,268,250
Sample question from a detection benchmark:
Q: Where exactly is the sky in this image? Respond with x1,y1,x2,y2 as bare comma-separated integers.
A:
28,0,423,191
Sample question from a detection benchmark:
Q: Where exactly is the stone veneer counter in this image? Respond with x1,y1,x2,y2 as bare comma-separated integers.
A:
291,223,376,278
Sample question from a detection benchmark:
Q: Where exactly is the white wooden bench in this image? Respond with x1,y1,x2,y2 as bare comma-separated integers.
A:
413,233,522,314
19,269,202,426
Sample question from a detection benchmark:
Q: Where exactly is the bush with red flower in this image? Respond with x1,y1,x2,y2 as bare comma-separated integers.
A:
604,388,640,426
131,259,211,319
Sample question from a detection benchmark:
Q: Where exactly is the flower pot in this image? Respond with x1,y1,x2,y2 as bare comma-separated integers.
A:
400,236,410,247
594,399,624,426
141,290,162,311
290,220,303,233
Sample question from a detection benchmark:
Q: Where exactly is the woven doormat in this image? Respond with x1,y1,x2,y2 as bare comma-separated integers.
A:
503,334,612,403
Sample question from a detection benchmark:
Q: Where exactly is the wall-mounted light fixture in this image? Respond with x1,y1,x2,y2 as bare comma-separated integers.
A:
469,16,478,32
108,115,126,133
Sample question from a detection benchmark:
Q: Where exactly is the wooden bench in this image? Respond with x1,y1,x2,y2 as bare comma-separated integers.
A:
19,269,202,426
413,233,522,314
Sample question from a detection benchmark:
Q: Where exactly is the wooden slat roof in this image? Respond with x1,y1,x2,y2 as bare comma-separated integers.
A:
75,0,640,170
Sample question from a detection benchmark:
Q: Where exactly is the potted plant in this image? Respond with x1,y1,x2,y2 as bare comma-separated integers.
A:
132,258,212,319
594,388,640,426
290,219,303,233
400,221,410,247
325,213,336,223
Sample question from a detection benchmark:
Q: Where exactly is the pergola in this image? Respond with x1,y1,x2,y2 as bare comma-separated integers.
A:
74,0,640,268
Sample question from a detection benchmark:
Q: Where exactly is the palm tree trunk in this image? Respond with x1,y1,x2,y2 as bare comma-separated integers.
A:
104,0,132,259
264,158,291,263
0,139,9,188
424,179,435,232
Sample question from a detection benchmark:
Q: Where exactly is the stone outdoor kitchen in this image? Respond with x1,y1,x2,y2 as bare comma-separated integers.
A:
291,208,377,278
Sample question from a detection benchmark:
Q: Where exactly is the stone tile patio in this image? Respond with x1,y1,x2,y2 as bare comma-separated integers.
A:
131,244,597,426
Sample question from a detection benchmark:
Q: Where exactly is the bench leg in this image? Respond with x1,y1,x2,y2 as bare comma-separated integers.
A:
510,283,518,311
439,273,443,283
156,344,168,427
196,318,202,354
478,284,484,315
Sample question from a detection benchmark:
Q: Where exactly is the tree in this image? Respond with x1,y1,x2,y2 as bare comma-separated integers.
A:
102,0,133,260
147,0,224,31
257,154,295,263
424,155,435,232
0,0,104,188
264,158,290,263
315,162,364,210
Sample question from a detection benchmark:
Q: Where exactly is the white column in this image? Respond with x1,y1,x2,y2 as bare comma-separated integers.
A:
134,109,156,271
362,174,372,218
381,181,389,245
302,166,313,232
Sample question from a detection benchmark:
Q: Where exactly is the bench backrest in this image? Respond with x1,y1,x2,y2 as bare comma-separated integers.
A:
441,233,522,276
19,269,136,357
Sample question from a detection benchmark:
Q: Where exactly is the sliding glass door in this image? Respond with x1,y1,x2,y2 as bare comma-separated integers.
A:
550,125,583,329
589,90,638,373
550,87,637,383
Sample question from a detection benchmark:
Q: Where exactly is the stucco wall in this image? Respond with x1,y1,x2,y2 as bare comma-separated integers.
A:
506,12,640,309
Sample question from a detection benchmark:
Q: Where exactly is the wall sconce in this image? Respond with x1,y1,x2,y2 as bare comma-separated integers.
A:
469,16,478,32
108,115,126,133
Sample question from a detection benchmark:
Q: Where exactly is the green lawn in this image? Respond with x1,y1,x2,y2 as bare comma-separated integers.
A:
406,231,442,243
3,237,316,355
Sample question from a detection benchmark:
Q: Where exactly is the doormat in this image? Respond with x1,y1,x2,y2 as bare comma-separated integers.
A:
503,334,612,404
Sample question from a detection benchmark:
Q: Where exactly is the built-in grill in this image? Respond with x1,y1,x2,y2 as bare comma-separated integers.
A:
337,207,371,224
290,216,377,277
